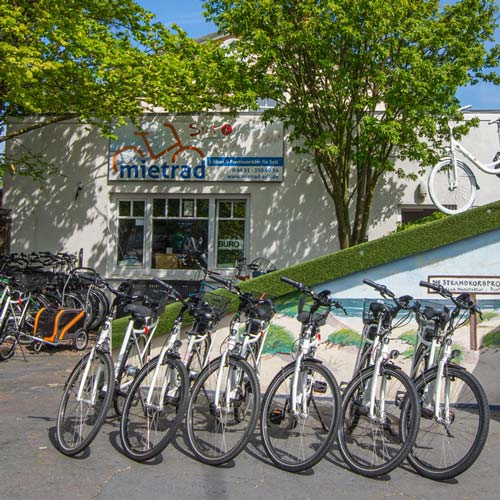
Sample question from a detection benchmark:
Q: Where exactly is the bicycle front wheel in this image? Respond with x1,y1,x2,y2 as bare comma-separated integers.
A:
261,360,342,472
407,365,489,480
114,334,150,416
55,350,114,456
186,355,260,465
0,331,18,361
120,355,189,462
338,364,420,477
428,159,476,214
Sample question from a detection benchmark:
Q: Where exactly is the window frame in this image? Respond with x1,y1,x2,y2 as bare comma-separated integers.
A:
110,195,250,278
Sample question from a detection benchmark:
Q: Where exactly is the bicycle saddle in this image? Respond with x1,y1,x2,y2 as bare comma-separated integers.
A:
123,303,154,320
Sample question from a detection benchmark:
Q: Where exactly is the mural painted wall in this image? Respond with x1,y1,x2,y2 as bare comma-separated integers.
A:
177,228,500,403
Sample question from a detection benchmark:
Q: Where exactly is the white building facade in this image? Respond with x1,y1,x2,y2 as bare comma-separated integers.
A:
4,110,500,281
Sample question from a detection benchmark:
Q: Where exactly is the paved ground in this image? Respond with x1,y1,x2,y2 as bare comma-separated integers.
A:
1,347,499,500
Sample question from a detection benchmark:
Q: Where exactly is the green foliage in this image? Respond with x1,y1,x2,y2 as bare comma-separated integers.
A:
1,0,251,177
482,329,500,348
205,0,500,247
395,212,448,233
327,329,362,347
262,324,295,354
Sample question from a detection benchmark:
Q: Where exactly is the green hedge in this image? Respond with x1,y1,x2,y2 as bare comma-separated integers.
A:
112,199,500,348
238,199,500,297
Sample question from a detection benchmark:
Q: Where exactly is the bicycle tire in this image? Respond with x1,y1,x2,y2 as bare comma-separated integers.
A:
55,350,114,456
410,342,428,380
120,354,189,461
0,332,18,361
406,365,490,480
338,364,420,477
186,355,260,465
113,334,150,416
260,360,342,472
185,335,211,382
428,158,476,214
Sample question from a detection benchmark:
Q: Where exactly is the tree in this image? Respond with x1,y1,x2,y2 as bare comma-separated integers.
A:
204,0,500,248
0,0,247,178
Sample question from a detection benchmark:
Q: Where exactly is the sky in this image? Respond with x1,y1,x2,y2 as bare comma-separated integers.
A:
137,0,500,110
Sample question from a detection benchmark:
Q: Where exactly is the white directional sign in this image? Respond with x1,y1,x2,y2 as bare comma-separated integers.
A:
427,275,500,294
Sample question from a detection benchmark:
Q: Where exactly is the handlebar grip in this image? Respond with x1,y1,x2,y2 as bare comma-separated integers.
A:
280,276,303,289
151,278,181,299
419,280,441,292
210,274,233,289
363,279,395,298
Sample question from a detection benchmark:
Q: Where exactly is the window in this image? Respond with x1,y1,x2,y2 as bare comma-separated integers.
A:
256,97,276,110
216,200,247,268
114,197,248,272
117,200,145,267
152,198,209,270
400,207,442,225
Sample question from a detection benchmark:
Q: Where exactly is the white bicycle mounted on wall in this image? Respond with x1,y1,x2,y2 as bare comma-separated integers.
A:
427,105,500,215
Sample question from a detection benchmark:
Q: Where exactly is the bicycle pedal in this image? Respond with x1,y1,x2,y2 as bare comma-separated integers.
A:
269,408,284,425
313,381,327,394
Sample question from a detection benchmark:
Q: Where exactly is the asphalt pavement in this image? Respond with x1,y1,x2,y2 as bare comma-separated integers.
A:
1,346,499,500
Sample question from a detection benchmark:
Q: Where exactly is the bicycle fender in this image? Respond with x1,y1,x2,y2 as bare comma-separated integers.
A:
303,356,323,364
228,351,245,361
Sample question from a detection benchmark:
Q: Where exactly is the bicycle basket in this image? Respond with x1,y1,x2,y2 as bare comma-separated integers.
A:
247,257,277,277
127,279,171,308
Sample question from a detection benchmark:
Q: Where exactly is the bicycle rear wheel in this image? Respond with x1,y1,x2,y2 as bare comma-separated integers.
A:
120,355,189,461
428,159,476,214
407,365,489,480
186,355,260,465
55,350,114,456
338,364,420,477
261,360,341,472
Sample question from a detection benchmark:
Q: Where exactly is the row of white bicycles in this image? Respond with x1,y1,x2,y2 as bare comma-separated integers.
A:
52,265,490,481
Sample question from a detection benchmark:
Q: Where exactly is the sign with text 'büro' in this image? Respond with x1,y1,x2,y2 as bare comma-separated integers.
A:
428,275,500,294
108,115,283,182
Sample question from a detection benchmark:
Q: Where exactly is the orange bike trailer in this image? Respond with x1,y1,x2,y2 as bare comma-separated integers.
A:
32,307,88,351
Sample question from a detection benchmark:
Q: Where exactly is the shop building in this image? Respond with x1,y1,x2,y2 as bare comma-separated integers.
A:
3,109,500,281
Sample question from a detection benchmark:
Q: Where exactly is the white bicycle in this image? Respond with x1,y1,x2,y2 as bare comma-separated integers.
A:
427,105,500,214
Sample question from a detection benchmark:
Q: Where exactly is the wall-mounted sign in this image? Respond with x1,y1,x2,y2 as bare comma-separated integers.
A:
109,115,283,182
427,275,500,294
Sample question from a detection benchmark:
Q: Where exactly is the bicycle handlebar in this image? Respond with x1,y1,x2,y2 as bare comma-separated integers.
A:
419,280,480,315
363,279,395,299
281,276,346,313
419,280,452,297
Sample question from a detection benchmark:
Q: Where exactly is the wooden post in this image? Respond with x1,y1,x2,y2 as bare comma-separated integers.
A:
470,293,478,351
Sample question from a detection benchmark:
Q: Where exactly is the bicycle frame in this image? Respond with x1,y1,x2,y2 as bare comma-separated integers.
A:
291,325,319,418
0,288,32,338
448,131,500,176
76,308,158,406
